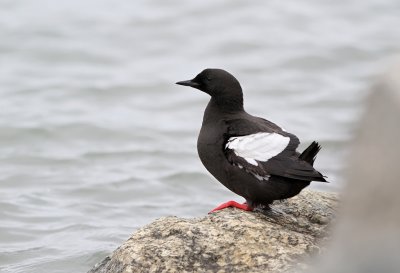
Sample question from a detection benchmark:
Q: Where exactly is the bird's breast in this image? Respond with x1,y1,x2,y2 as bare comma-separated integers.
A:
197,122,228,179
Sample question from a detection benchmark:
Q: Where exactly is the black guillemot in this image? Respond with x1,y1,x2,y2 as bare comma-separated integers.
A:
176,68,327,213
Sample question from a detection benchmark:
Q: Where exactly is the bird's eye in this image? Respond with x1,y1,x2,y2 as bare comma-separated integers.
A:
206,77,212,81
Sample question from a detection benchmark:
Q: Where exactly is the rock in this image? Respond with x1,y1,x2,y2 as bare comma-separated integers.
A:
88,190,338,273
313,62,400,273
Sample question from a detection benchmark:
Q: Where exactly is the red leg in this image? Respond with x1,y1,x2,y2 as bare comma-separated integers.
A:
209,201,253,214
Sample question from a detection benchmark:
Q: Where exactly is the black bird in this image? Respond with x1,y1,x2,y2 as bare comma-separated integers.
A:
176,68,327,213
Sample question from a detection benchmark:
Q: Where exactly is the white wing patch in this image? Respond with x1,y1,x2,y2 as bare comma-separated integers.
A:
226,132,290,166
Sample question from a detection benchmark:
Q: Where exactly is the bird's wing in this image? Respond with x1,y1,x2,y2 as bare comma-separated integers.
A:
225,132,290,166
224,119,325,182
224,118,300,155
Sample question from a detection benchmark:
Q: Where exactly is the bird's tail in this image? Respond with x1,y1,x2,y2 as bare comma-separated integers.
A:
299,141,321,166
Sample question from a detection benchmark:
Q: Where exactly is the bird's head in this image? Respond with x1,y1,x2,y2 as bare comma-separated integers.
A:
176,68,243,99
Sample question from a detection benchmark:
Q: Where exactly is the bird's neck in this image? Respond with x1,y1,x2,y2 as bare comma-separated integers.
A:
202,96,245,124
211,92,244,113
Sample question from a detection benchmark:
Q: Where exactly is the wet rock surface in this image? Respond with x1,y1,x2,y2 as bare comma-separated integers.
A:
88,190,338,273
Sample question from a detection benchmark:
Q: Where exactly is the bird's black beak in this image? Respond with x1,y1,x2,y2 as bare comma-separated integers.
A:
176,79,201,89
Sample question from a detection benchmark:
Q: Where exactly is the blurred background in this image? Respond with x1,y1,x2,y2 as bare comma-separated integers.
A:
0,0,399,272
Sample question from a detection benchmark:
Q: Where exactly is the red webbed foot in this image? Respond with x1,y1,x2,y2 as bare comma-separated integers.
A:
209,201,253,214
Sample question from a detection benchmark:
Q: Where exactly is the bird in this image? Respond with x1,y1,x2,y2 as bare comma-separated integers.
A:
176,68,327,213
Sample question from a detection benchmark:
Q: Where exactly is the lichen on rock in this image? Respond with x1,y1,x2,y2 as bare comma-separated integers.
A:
88,190,338,273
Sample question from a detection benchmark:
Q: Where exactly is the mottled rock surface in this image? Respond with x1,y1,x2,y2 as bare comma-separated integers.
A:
88,190,338,273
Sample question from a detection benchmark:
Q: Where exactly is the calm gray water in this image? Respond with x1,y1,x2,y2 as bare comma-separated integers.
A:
1,0,400,272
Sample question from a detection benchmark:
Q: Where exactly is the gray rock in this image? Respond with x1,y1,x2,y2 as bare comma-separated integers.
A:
88,190,338,273
313,62,400,273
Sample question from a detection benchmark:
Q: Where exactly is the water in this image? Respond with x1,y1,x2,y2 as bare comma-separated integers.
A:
1,0,399,272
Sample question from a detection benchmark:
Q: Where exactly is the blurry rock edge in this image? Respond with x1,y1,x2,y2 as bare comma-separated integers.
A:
88,62,400,273
312,61,400,272
88,190,338,273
